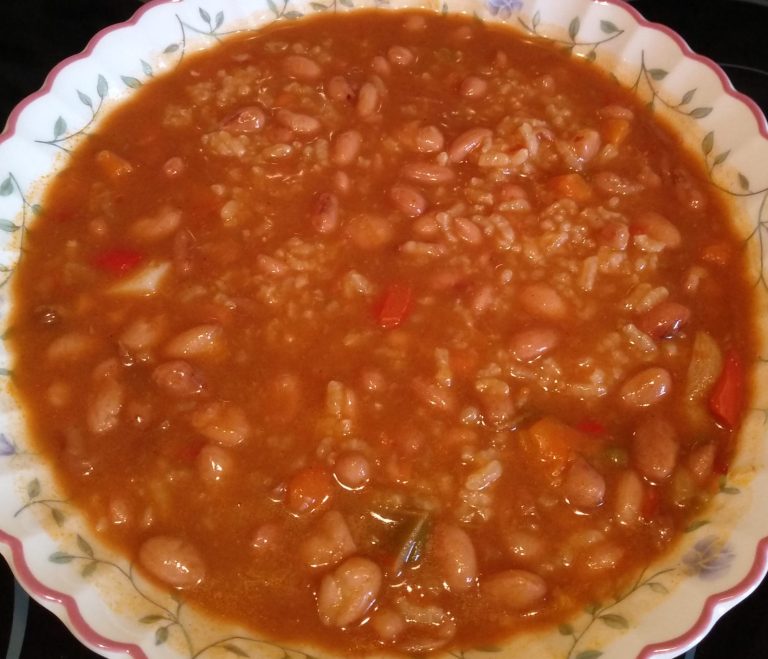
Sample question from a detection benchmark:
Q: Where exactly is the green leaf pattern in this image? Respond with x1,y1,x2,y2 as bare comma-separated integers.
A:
0,176,13,196
27,478,40,499
0,219,20,233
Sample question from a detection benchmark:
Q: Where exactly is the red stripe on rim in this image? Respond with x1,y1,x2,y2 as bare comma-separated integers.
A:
608,0,768,139
606,2,768,654
0,0,176,144
0,1,766,658
1,528,147,657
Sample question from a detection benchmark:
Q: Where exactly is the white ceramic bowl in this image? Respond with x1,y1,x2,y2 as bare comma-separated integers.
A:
1,1,767,658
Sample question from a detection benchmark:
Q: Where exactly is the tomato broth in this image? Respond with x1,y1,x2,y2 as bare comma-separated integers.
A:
10,9,754,656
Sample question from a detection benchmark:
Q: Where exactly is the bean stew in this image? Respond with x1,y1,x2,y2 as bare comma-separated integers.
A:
9,8,755,656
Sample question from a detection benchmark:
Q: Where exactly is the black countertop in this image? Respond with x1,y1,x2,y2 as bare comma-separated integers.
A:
1,1,767,657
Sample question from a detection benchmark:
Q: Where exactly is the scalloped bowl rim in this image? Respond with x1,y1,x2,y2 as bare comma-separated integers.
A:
0,1,767,658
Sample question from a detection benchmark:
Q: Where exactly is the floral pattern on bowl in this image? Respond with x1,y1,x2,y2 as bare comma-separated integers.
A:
1,1,767,658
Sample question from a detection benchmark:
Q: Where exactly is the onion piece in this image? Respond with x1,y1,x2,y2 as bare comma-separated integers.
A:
684,330,723,430
108,261,171,296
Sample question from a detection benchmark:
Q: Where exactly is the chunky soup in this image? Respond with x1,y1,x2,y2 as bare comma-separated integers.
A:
10,8,753,656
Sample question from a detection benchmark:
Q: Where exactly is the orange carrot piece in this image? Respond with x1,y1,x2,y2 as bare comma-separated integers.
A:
549,173,592,204
96,149,134,178
528,417,585,463
601,117,631,146
701,242,732,266
286,465,333,514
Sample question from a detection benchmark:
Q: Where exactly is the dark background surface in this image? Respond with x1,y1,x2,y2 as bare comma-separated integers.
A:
1,0,767,657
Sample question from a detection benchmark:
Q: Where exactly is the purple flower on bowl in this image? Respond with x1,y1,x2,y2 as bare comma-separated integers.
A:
487,0,524,20
0,433,16,456
682,535,735,581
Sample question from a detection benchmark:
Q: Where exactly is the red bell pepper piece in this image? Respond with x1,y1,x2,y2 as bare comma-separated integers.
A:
375,283,412,329
708,350,745,430
641,485,660,520
93,248,143,276
576,419,606,435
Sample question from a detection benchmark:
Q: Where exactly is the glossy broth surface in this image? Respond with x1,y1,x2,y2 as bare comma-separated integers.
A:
10,9,754,656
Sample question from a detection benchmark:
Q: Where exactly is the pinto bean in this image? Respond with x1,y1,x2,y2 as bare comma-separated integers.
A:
317,557,382,627
221,105,265,133
412,215,439,239
481,569,546,611
251,522,281,550
637,301,691,339
687,442,716,484
300,510,357,568
345,215,394,250
287,465,334,514
614,469,643,525
368,73,388,99
632,416,679,481
593,171,643,196
282,54,322,81
262,144,293,160
414,125,445,153
107,498,130,526
431,524,478,592
87,377,123,434
120,316,165,353
413,379,455,412
331,129,362,167
620,367,671,407
152,360,205,397
275,109,321,135
267,372,302,423
334,170,351,195
601,104,634,120
174,230,193,275
96,149,133,177
504,530,546,565
47,381,71,407
403,14,427,31
197,444,234,483
519,283,567,321
571,128,601,163
190,401,250,446
475,378,515,427
583,542,624,571
163,156,185,177
312,192,339,234
454,217,483,244
401,162,454,185
447,127,492,163
631,211,682,249
334,452,371,490
326,75,354,103
459,76,488,99
256,254,288,275
387,45,415,67
371,608,405,642
599,221,630,250
509,327,559,363
47,332,95,362
563,457,606,509
390,183,427,217
165,324,223,359
673,168,707,211
138,536,205,588
452,25,474,41
371,55,391,77
132,206,182,242
356,82,380,118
